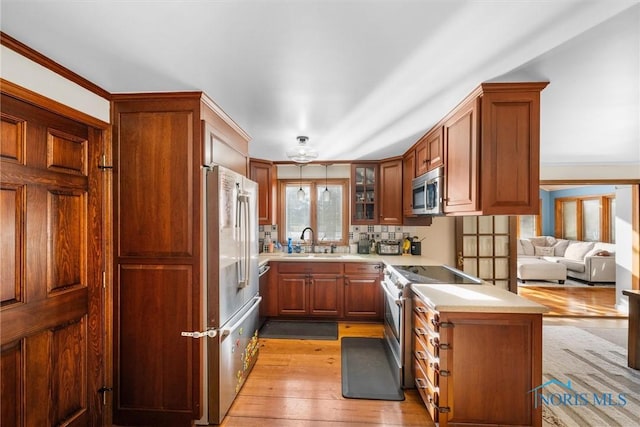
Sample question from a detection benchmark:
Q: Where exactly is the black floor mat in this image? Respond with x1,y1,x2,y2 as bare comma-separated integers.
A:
341,337,405,401
259,320,338,340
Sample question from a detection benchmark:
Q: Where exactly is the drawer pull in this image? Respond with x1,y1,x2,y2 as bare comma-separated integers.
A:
414,327,428,336
415,377,428,389
415,306,428,314
439,370,450,377
415,350,428,361
429,337,450,350
431,318,453,328
428,396,451,414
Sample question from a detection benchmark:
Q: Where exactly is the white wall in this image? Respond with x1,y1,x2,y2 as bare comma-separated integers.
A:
615,185,634,312
0,45,110,122
410,217,456,266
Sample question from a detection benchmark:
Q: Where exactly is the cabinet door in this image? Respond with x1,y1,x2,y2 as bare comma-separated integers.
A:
443,98,479,214
249,159,274,225
403,151,416,216
379,159,403,225
277,274,309,315
415,137,429,177
309,274,343,317
344,275,382,319
351,164,378,224
426,126,443,171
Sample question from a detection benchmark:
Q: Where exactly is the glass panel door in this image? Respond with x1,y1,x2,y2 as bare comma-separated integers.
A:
455,216,516,292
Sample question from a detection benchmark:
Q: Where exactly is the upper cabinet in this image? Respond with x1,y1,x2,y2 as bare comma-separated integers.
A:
415,126,443,177
402,150,416,216
250,159,276,225
442,82,548,216
351,163,378,224
378,158,403,225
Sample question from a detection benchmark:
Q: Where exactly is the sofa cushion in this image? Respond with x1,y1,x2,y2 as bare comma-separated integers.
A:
519,239,535,256
563,241,595,261
593,242,616,255
552,239,570,257
557,258,586,273
529,236,550,247
534,246,555,256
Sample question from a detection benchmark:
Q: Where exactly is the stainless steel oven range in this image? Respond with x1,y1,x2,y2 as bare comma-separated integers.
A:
380,264,481,389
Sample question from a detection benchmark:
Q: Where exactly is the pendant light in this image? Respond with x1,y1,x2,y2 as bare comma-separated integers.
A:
297,165,305,201
322,164,331,202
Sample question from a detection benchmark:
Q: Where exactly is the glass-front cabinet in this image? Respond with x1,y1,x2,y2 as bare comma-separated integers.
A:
351,163,378,224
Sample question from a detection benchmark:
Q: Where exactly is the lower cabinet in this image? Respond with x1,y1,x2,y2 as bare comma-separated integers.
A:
271,261,383,320
276,262,343,317
412,294,542,427
344,263,383,319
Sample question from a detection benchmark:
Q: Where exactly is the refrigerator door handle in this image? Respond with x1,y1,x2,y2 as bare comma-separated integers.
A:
220,296,262,337
237,192,250,289
181,329,218,339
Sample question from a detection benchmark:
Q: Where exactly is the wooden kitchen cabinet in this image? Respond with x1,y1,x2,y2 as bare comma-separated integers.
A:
276,262,343,317
250,158,276,225
415,135,429,177
343,263,383,320
412,294,542,427
378,158,403,225
351,163,378,224
112,92,250,425
415,126,443,178
402,150,416,216
442,82,548,216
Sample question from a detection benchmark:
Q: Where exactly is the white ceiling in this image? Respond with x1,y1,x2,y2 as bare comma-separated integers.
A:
1,0,639,166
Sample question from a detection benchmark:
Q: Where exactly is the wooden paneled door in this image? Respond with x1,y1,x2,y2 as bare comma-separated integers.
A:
455,216,517,292
1,93,105,425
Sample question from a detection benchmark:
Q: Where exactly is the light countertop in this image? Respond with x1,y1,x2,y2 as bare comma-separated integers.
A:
411,284,548,314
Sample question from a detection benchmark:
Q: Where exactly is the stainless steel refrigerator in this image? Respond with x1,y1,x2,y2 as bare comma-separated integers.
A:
195,165,261,425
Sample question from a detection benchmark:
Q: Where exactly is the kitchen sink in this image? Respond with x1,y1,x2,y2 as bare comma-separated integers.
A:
278,253,365,260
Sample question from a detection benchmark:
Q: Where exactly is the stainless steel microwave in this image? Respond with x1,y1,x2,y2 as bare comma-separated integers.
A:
411,167,444,215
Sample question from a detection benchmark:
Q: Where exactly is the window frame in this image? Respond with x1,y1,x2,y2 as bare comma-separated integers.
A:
278,178,350,247
554,194,615,242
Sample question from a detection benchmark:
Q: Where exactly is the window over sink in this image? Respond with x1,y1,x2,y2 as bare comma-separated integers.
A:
279,179,349,246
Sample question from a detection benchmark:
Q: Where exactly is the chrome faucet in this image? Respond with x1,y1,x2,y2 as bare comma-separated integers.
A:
300,227,315,253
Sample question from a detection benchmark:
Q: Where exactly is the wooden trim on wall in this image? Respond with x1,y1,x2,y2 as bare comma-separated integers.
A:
633,185,640,291
1,78,109,129
1,31,111,100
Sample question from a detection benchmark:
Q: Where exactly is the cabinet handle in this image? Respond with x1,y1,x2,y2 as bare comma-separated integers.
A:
431,318,453,329
414,327,428,336
415,350,428,361
415,306,428,314
414,377,428,389
429,337,450,350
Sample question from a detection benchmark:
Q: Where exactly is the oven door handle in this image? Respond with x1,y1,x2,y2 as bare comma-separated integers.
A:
380,281,404,306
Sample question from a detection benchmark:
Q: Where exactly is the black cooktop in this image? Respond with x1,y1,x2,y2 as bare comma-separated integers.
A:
391,265,481,285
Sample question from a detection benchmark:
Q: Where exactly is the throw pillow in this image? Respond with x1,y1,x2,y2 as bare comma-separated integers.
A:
552,239,570,257
564,241,595,261
534,246,555,256
529,236,549,248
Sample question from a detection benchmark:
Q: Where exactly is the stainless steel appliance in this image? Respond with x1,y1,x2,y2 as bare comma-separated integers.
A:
380,264,481,389
376,240,402,255
411,166,443,215
193,165,261,425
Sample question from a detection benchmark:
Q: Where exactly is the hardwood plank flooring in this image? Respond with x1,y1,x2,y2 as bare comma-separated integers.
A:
517,285,626,317
222,323,434,427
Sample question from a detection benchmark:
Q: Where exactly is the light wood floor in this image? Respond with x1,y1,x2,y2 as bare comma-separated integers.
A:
222,323,434,427
517,285,626,317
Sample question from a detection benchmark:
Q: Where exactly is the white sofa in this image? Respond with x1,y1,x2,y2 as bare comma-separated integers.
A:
517,236,616,284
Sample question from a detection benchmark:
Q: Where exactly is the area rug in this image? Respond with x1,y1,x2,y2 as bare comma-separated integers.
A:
341,337,404,401
541,325,640,426
259,320,338,340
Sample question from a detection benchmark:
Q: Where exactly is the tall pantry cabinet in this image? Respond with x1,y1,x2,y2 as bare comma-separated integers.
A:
112,92,250,426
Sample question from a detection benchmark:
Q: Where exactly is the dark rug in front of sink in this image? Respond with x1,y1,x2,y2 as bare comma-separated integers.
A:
259,320,338,340
341,337,404,401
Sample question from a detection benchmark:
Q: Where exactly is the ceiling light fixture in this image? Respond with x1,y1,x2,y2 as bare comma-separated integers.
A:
322,164,331,202
286,136,318,163
297,165,305,201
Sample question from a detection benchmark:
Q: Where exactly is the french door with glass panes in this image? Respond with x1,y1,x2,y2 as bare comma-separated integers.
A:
455,216,517,292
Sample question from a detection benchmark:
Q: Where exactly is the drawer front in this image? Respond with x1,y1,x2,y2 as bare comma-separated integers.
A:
413,296,440,333
413,361,440,423
413,333,440,387
276,262,342,274
344,262,381,275
414,314,441,358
